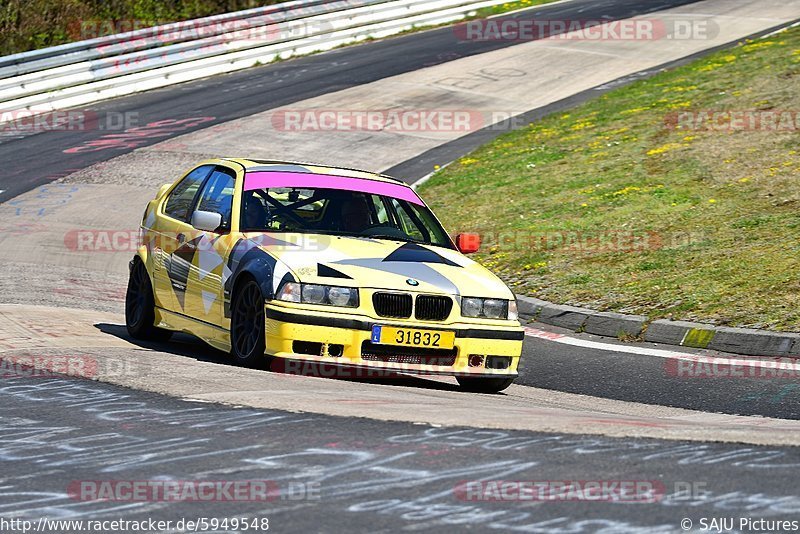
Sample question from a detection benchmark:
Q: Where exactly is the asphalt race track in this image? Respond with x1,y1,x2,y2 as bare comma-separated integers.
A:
518,325,800,421
2,374,800,533
2,0,800,531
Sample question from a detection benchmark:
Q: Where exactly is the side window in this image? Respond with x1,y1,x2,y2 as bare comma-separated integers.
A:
367,195,392,226
390,198,425,241
195,167,236,230
164,165,213,222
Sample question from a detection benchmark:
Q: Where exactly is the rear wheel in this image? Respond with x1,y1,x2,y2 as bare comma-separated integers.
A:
456,376,515,394
125,259,172,342
230,278,267,367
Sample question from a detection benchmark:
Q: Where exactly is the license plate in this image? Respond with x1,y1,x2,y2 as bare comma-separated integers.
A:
371,326,455,349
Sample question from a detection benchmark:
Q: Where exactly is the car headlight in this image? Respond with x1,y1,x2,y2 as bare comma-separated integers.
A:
460,297,514,319
327,286,355,307
278,282,359,307
302,284,326,304
461,297,484,317
482,299,507,319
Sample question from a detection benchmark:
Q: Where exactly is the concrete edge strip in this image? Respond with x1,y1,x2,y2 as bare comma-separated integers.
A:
517,294,800,359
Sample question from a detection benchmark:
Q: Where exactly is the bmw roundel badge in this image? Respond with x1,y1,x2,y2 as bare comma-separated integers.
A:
406,278,419,286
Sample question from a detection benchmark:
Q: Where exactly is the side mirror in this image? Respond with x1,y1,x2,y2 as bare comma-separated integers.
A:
156,183,171,199
455,232,480,254
191,210,222,233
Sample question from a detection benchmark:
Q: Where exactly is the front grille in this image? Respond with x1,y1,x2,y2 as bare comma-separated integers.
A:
373,292,412,318
415,295,453,321
361,341,457,366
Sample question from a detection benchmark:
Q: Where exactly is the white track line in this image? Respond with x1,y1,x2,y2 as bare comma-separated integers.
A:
523,326,800,372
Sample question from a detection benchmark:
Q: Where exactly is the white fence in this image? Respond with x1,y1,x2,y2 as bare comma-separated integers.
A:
0,0,508,118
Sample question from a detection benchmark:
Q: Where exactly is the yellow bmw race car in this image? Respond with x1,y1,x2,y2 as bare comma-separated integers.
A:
126,158,524,393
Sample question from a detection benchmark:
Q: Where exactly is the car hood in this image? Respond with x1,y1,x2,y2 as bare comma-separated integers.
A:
247,233,514,299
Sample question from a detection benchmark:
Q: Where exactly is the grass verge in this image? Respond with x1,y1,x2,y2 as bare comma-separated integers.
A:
419,27,800,330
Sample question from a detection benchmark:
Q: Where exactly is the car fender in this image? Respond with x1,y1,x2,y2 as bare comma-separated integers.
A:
225,252,293,319
133,243,149,269
233,256,276,301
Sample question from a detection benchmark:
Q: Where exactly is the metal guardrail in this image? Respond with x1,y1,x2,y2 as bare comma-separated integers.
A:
0,0,338,75
0,0,507,118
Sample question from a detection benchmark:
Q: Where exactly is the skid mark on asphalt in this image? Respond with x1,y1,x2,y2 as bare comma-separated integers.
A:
1,376,799,531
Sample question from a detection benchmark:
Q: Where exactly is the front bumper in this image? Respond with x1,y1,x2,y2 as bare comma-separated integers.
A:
264,304,524,377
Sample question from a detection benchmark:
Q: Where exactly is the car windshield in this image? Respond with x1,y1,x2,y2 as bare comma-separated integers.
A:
240,173,452,248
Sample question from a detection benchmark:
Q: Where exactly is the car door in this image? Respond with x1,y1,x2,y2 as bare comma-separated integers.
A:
155,164,214,313
181,166,237,324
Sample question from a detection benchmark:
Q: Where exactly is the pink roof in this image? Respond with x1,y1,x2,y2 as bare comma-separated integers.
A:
244,171,424,206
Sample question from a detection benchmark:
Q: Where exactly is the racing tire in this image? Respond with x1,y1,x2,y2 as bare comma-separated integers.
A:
456,376,515,394
230,278,267,368
125,259,173,342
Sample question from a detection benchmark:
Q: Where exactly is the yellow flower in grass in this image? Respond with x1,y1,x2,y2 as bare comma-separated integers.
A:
696,63,722,72
621,107,649,115
609,186,642,197
665,85,698,92
524,261,547,270
666,101,692,110
460,157,479,166
647,143,683,156
742,40,776,52
571,119,595,131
